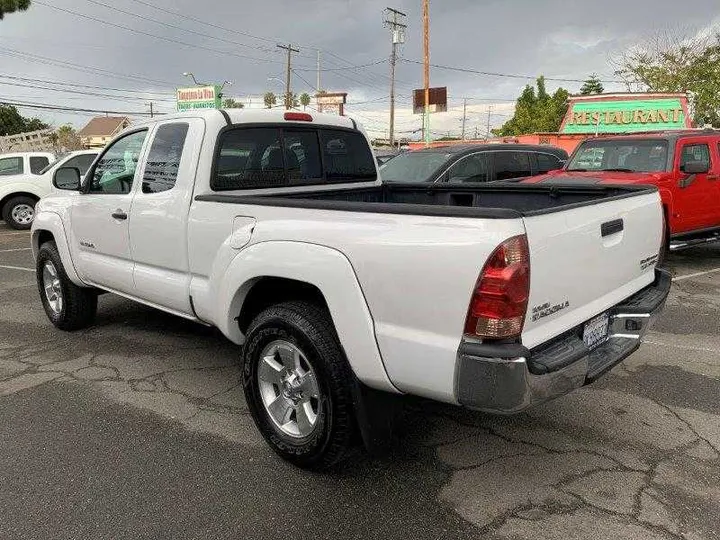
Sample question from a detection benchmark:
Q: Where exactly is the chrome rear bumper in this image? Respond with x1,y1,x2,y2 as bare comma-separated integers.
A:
455,268,671,414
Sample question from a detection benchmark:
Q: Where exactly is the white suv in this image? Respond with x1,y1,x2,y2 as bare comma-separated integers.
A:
1,150,96,229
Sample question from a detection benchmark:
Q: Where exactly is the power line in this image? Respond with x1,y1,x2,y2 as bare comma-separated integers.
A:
81,0,285,57
1,98,156,117
0,74,172,97
0,80,176,104
33,1,314,69
294,59,387,72
400,58,621,84
0,46,176,87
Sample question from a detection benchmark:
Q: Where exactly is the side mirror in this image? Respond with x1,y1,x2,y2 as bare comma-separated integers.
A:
681,160,709,174
53,167,81,190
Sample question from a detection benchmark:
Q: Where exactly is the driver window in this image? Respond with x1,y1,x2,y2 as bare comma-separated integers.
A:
447,153,488,183
680,144,710,172
87,130,148,194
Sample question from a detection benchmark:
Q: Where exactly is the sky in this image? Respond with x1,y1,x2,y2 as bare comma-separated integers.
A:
1,0,719,139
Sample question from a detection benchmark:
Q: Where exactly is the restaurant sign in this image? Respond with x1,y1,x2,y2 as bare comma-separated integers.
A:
176,86,222,111
560,94,691,134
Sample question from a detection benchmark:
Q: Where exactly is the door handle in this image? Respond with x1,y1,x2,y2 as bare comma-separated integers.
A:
111,209,128,220
601,219,624,237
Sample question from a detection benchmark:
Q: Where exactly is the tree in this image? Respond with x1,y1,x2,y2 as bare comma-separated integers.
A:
614,30,720,126
299,93,311,110
51,125,84,151
222,98,244,109
0,105,48,136
493,76,569,136
283,92,299,109
580,74,604,95
0,0,31,19
263,92,277,109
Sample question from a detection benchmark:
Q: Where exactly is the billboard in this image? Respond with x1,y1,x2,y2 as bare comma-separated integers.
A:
316,92,347,115
560,93,691,134
177,86,222,111
413,87,447,114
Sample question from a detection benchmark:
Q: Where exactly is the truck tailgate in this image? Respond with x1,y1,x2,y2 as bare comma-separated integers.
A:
521,190,663,349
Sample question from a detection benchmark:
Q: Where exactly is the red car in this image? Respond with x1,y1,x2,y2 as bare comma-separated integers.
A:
523,131,720,249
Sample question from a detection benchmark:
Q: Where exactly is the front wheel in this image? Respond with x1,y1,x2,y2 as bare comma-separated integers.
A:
242,301,356,470
2,196,37,230
36,242,98,331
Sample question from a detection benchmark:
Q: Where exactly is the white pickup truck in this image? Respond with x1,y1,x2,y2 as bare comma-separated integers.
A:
32,109,671,469
1,151,55,229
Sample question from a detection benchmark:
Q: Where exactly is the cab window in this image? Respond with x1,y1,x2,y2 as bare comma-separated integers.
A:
447,153,488,183
87,130,148,194
30,156,50,174
494,151,531,181
680,144,710,172
536,153,564,174
64,154,97,176
142,123,190,194
0,157,23,176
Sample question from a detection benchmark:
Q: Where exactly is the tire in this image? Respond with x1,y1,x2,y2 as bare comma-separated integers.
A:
242,301,356,470
36,241,97,331
2,196,37,230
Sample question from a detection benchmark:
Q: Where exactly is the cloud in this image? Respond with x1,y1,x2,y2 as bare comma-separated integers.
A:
1,0,718,134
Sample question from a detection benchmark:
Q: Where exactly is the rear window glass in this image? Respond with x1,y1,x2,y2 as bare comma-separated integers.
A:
212,127,376,191
494,152,531,180
320,129,377,182
30,156,50,174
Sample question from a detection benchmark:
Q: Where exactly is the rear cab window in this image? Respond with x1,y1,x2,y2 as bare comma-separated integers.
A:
142,123,190,193
212,125,376,191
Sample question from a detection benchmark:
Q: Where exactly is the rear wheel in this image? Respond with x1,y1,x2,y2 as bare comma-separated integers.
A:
2,196,37,230
242,301,356,470
36,242,98,331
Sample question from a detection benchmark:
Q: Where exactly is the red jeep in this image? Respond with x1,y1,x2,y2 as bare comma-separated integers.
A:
524,131,720,249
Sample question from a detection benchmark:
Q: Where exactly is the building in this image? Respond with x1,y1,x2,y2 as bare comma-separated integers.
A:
78,116,130,149
409,92,694,152
514,92,692,153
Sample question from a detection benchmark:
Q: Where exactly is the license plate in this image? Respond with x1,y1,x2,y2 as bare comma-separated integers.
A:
583,312,610,350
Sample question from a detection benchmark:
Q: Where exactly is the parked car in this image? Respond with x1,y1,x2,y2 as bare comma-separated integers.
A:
33,109,669,469
378,143,568,184
374,151,398,166
523,130,720,249
1,150,97,229
0,151,55,178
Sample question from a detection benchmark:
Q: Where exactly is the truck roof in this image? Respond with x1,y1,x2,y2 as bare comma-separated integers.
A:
133,109,358,131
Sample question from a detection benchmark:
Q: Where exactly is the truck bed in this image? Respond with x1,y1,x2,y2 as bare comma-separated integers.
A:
196,183,656,219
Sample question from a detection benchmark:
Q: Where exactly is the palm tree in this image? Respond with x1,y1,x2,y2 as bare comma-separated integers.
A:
222,98,244,109
300,93,311,111
263,92,277,109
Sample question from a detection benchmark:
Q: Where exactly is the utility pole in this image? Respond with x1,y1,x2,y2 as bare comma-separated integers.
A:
486,104,493,139
277,43,300,109
384,7,406,149
461,98,467,140
474,125,479,139
145,102,154,118
423,0,430,146
316,49,321,95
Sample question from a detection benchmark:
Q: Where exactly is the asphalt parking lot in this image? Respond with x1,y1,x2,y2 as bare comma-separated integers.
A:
1,222,718,540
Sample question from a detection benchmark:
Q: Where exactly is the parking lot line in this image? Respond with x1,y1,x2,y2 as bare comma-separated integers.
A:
0,265,34,273
673,267,720,282
0,248,32,253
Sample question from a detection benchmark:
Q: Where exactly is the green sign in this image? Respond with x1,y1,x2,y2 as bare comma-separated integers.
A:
176,85,221,111
561,98,688,134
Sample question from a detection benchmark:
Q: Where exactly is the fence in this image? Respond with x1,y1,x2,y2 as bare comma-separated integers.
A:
0,129,55,153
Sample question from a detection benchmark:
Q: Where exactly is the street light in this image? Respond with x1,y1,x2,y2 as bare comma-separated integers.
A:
182,72,206,86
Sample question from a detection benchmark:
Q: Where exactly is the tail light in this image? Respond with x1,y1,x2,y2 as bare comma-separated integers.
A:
284,112,313,122
464,235,530,340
